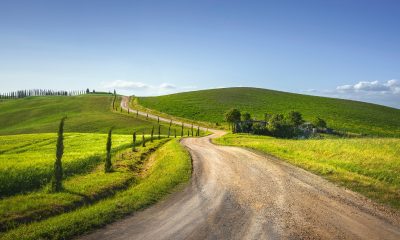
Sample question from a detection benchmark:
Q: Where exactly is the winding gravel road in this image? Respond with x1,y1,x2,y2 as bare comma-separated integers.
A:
80,97,400,239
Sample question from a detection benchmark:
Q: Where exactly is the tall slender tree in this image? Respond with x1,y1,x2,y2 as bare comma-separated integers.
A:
181,123,184,137
158,125,161,139
142,132,146,147
174,129,177,138
132,131,136,152
52,117,67,192
151,126,154,142
191,124,194,136
105,128,113,173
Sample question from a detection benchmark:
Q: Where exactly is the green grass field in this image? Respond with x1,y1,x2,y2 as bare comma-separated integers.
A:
214,134,400,209
0,94,189,135
0,139,191,239
138,87,400,137
0,133,138,196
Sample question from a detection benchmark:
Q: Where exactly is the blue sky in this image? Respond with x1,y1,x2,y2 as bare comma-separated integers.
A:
1,0,399,108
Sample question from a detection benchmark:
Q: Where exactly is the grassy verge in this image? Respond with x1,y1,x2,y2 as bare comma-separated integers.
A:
214,134,400,209
0,139,191,240
0,139,168,231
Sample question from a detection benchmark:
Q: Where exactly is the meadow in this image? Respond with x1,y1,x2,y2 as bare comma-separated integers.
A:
0,94,187,135
0,133,135,196
214,134,400,209
0,139,191,239
138,87,400,137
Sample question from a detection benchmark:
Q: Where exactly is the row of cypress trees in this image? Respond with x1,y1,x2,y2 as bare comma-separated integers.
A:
51,116,201,192
0,89,88,99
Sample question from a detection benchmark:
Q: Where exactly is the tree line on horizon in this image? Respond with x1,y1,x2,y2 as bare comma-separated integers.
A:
0,89,88,99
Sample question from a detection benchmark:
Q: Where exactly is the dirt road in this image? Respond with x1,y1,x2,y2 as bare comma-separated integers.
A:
80,97,400,239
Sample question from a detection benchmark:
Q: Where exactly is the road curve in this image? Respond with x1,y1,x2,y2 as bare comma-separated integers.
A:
80,97,400,239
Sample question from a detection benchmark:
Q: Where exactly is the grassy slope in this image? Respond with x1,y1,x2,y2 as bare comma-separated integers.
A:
0,139,191,240
0,94,180,135
0,133,137,196
214,134,400,209
138,87,400,137
0,138,168,231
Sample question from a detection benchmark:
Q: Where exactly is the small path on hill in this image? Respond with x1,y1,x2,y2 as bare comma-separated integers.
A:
80,97,400,239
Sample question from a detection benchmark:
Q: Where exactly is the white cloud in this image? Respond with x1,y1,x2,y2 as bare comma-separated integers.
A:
102,80,149,90
100,80,196,96
159,83,176,90
336,79,400,94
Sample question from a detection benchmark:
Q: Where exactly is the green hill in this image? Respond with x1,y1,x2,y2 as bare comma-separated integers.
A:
138,87,400,137
0,94,180,135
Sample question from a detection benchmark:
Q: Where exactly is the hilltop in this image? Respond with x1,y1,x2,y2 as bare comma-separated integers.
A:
0,94,176,135
138,87,400,137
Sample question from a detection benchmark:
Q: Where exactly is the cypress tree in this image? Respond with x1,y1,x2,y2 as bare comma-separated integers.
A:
168,126,171,138
158,125,161,139
181,123,184,137
52,117,67,192
151,126,154,142
105,128,113,173
174,129,177,138
132,131,136,152
191,124,194,136
128,108,130,114
197,126,200,136
187,129,190,136
142,132,146,147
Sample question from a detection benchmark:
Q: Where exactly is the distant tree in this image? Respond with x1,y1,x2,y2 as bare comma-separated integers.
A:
242,112,251,121
52,117,67,192
168,126,171,138
105,128,113,173
174,129,177,138
191,124,194,136
187,129,190,136
158,125,161,139
224,108,241,130
114,89,116,95
151,126,154,142
92,89,96,93
197,126,200,136
287,111,304,127
132,131,136,152
313,117,327,129
181,123,184,137
86,88,90,94
142,132,146,147
267,114,294,138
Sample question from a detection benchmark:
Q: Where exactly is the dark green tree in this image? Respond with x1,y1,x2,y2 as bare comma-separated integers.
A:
242,112,251,121
151,126,154,142
168,126,171,138
224,108,241,131
105,128,113,173
313,117,327,129
158,125,161,139
174,129,177,138
132,131,136,152
191,124,194,136
52,117,67,192
197,126,200,136
142,132,146,147
287,111,304,127
181,123,184,137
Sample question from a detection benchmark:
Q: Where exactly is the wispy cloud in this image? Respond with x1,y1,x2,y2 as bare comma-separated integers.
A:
301,79,400,108
100,80,195,95
336,79,400,94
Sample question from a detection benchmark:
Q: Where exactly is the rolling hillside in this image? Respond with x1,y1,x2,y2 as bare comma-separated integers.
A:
0,94,182,135
138,87,400,137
